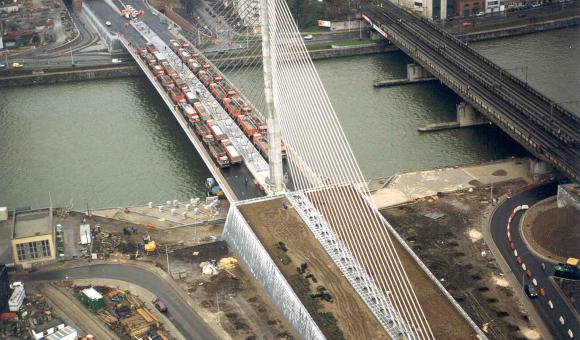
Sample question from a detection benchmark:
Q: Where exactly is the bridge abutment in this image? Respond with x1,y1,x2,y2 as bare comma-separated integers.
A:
529,159,553,179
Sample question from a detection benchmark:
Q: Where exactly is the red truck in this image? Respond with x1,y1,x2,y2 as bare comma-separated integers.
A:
145,43,157,53
168,39,180,52
253,133,287,159
163,64,178,79
206,119,227,141
169,88,185,104
197,71,212,87
174,77,188,93
180,103,198,122
220,139,242,165
193,102,209,121
187,59,201,74
194,122,213,143
209,83,236,103
152,65,165,76
159,75,174,89
237,115,258,137
223,97,252,119
208,141,230,168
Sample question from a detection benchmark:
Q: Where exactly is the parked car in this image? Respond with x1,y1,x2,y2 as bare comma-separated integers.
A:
12,62,23,68
525,284,538,298
303,34,313,41
476,11,484,17
105,21,112,27
112,58,122,64
0,63,7,69
152,297,168,312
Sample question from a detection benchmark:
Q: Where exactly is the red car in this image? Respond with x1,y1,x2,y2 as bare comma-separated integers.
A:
152,297,168,313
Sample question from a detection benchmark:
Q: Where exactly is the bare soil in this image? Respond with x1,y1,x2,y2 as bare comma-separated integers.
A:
304,186,477,340
238,197,387,340
59,212,294,339
169,241,296,340
522,198,580,261
382,180,542,339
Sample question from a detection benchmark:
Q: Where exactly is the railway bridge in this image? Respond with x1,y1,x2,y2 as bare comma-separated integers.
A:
363,1,580,182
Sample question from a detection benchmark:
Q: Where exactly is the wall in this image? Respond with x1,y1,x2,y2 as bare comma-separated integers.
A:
222,204,325,340
459,16,580,41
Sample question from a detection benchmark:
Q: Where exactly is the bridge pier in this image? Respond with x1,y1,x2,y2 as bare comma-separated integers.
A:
529,159,553,179
418,102,489,132
373,63,437,87
457,102,489,127
407,63,432,81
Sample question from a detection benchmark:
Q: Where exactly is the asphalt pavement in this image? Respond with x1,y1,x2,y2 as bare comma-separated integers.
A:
26,263,219,340
490,183,579,339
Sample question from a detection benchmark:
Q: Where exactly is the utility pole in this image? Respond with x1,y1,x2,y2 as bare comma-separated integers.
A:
165,244,170,274
260,0,283,194
70,46,74,66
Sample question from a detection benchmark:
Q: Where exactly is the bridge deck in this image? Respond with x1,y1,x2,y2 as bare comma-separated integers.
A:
363,2,580,182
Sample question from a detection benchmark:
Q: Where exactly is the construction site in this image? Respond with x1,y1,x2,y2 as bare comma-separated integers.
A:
0,0,77,50
381,179,544,339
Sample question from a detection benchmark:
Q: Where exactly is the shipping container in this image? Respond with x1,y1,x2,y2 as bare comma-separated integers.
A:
152,65,165,76
223,97,252,118
184,91,197,105
8,286,25,312
79,287,105,312
193,102,209,121
198,71,212,87
159,75,174,89
170,88,186,104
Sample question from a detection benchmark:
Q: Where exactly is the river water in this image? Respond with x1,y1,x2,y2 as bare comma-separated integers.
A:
1,27,578,209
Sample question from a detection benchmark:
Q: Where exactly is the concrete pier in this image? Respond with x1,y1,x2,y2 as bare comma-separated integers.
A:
418,102,489,132
374,63,436,87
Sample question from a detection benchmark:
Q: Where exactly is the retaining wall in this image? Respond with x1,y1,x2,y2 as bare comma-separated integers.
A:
222,204,325,340
0,66,142,87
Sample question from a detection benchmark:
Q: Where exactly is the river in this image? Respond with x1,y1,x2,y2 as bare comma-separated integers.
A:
0,26,578,209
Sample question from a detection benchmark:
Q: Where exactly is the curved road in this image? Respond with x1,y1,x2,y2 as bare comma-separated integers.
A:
490,183,579,339
27,263,218,340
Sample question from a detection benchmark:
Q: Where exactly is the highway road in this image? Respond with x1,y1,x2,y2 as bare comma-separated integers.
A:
490,183,579,339
26,263,219,340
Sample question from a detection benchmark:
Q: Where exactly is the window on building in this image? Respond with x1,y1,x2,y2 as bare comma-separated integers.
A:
15,239,52,261
41,240,51,257
16,243,27,261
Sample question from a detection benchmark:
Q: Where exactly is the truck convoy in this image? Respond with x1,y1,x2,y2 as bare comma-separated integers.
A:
138,38,285,184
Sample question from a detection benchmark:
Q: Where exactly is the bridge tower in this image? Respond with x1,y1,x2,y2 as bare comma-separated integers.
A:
260,0,284,193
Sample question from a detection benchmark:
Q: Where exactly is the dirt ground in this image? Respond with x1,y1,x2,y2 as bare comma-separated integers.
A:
55,211,294,339
167,241,296,340
522,197,580,261
239,197,387,340
382,180,542,340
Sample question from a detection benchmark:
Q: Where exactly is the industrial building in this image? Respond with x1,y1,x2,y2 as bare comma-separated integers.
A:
10,208,56,268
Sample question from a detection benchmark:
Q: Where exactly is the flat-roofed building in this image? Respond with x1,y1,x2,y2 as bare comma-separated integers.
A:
10,208,55,267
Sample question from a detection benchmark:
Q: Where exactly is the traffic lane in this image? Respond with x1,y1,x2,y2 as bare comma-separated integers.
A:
491,184,579,338
85,0,146,46
27,264,219,340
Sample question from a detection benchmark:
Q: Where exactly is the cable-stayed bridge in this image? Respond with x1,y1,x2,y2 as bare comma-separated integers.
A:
85,0,490,338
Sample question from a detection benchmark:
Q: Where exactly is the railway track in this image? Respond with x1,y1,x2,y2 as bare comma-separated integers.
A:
364,4,580,181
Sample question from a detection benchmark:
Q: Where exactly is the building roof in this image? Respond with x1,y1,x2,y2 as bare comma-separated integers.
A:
81,287,103,300
12,209,52,239
45,325,77,340
32,318,64,334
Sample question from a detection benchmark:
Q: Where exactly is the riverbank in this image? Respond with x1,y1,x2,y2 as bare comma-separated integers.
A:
369,157,538,208
2,8,577,88
0,64,142,87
